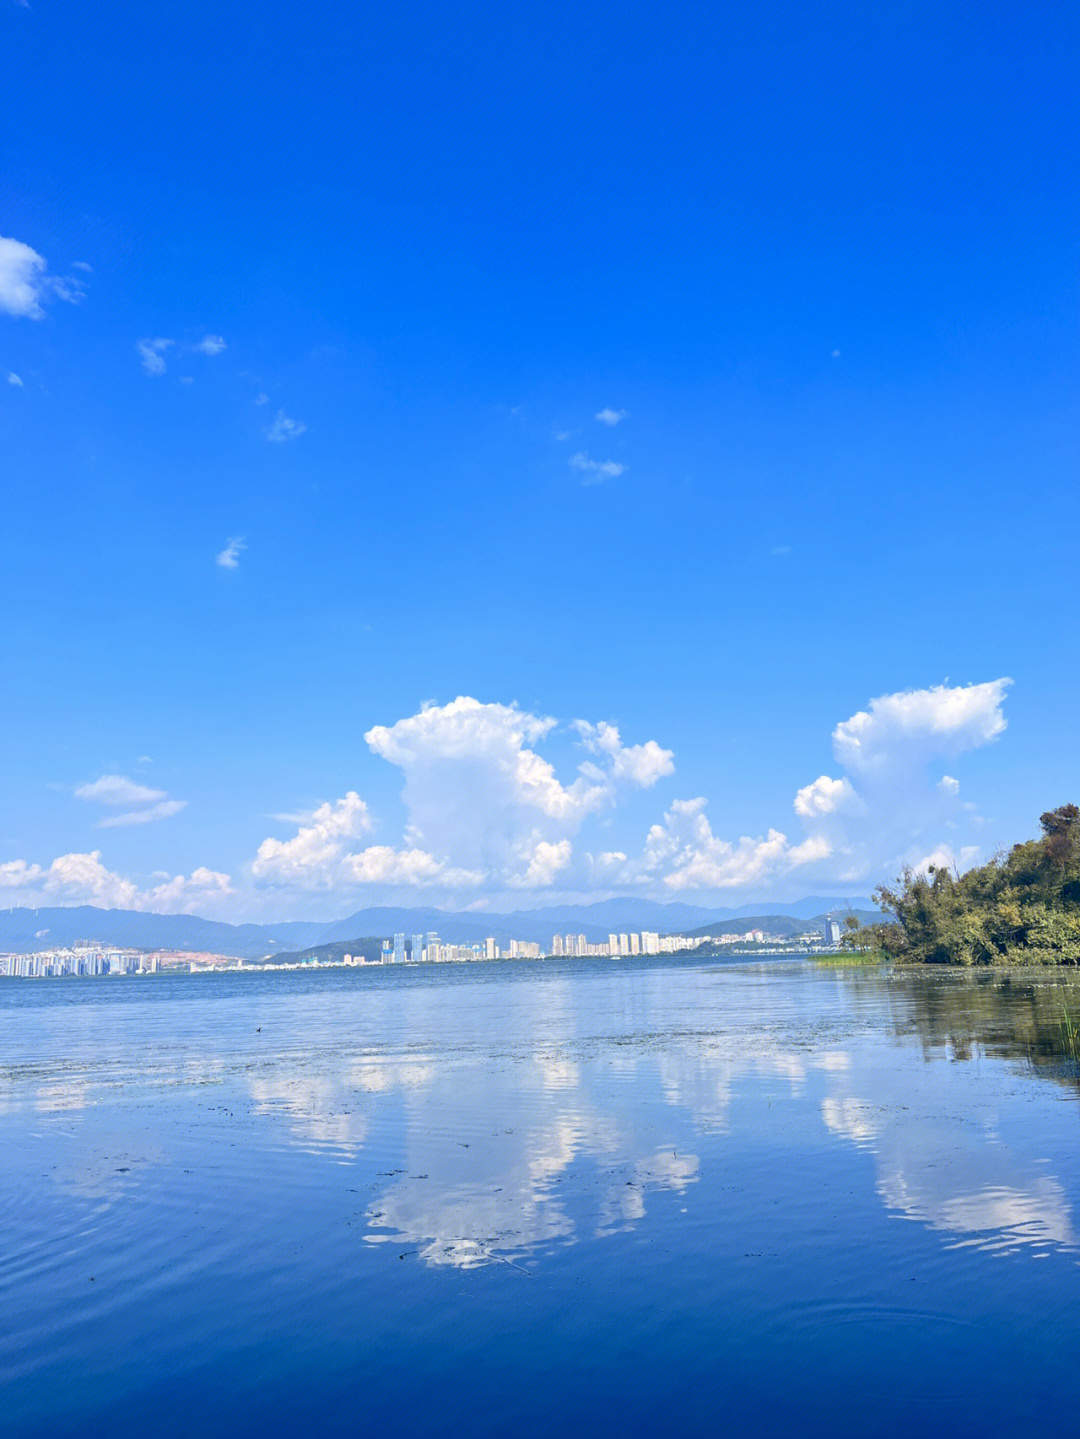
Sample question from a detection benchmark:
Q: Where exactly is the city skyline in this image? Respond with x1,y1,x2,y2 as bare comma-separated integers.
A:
3,917,838,976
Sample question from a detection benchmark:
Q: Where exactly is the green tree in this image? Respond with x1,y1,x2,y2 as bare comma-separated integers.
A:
866,805,1080,965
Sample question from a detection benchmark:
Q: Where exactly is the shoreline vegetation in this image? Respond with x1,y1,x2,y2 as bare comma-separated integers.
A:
845,805,1080,966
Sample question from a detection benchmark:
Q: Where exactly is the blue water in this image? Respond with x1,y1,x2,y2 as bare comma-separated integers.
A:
3,957,1080,1437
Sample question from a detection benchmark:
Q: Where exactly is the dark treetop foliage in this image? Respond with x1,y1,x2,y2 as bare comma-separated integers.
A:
851,806,1080,965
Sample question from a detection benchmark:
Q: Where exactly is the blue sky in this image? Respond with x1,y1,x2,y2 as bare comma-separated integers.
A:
2,0,1077,919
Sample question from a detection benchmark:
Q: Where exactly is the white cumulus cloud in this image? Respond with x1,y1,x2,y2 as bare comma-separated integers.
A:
342,847,478,888
508,840,574,889
0,851,230,914
1,237,47,318
191,334,226,355
794,774,859,818
574,721,675,789
364,698,671,884
253,793,373,888
595,408,627,426
252,791,478,894
249,699,677,898
596,679,1012,897
0,236,86,319
8,371,23,386
832,680,1010,777
638,798,795,891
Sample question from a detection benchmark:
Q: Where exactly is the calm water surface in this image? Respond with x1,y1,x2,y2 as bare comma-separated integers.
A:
3,956,1080,1437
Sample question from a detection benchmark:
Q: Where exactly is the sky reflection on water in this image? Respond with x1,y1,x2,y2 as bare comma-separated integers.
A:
3,959,1080,1437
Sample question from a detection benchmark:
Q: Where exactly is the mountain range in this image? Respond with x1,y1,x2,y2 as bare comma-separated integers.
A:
0,896,876,959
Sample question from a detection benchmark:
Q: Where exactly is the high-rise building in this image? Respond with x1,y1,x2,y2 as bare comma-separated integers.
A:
485,937,497,960
823,916,841,945
618,933,629,955
641,931,660,954
630,933,641,955
381,939,393,963
608,933,620,957
552,934,564,956
411,933,424,963
392,933,405,964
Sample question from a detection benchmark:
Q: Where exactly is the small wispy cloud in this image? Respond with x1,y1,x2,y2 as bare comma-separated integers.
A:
179,376,194,385
267,409,306,443
191,334,226,356
570,452,625,485
7,371,23,386
254,392,268,406
99,800,187,828
74,773,187,828
48,274,87,305
595,407,627,426
770,545,792,556
137,337,173,375
216,537,246,569
75,775,164,806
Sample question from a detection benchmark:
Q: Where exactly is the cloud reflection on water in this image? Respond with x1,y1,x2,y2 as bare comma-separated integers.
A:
6,966,1078,1269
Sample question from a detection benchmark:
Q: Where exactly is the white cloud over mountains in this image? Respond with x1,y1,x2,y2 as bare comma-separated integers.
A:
1,681,1014,915
253,792,372,888
0,852,229,913
251,700,672,896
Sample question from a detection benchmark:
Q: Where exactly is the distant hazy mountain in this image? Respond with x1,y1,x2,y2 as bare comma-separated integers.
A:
0,907,326,960
716,897,877,920
318,899,734,948
0,895,878,959
678,910,882,940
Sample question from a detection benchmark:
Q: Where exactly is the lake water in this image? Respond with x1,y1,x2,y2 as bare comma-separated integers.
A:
4,956,1080,1438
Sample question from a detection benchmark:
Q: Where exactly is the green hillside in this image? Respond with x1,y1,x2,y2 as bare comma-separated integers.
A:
262,937,386,966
